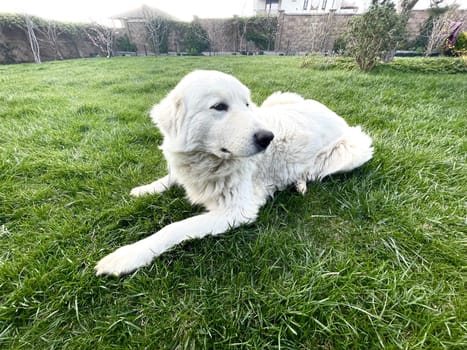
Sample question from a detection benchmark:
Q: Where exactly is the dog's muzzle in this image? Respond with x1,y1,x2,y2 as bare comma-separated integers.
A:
254,130,274,151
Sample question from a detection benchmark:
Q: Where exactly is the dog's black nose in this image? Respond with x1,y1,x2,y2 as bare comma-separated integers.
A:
254,130,274,150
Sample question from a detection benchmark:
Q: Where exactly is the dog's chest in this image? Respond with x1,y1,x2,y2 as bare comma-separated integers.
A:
168,152,256,210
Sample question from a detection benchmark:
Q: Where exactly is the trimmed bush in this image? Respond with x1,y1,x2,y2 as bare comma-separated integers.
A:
345,2,406,71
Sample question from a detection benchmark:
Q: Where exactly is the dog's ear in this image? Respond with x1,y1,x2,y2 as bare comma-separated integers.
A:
150,91,185,139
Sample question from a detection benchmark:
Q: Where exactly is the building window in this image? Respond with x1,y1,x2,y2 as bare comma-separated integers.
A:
322,0,328,10
265,0,280,12
303,0,309,10
310,0,320,9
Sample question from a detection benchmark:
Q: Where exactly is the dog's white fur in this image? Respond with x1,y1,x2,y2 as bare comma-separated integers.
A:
95,70,373,276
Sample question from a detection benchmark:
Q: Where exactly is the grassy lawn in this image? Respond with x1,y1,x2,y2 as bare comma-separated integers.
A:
0,56,466,349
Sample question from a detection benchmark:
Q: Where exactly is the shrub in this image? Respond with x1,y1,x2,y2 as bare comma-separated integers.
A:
301,54,355,70
452,31,467,57
383,57,467,74
178,22,210,55
345,2,406,71
115,34,137,52
332,35,347,55
410,6,449,53
244,16,278,51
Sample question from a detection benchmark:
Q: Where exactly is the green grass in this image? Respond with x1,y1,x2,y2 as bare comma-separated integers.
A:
301,55,467,74
0,56,466,349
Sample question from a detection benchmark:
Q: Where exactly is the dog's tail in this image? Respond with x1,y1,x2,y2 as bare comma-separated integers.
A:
315,126,373,180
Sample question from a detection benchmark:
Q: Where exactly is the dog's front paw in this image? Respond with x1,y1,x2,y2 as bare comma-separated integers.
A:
130,185,155,197
295,180,307,195
130,181,167,197
95,244,154,277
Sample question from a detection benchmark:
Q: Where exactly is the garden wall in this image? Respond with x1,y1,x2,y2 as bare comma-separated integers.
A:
407,9,467,40
275,10,467,54
1,9,467,64
0,22,102,64
197,18,240,53
121,18,261,54
119,21,150,55
275,12,353,53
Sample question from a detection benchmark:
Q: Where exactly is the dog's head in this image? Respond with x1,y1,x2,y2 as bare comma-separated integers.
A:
151,70,273,159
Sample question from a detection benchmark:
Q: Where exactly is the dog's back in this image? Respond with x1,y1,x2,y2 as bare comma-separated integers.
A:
255,92,373,193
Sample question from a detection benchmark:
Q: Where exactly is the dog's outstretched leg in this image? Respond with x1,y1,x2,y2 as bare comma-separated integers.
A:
130,175,174,197
295,180,307,195
95,209,255,276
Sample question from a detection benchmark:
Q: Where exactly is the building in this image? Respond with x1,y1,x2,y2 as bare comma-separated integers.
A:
111,5,182,55
255,0,467,15
111,5,178,55
255,0,372,15
111,5,178,26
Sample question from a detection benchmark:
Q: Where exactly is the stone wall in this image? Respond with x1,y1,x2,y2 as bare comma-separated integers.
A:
0,22,107,64
0,25,32,64
198,18,238,52
121,18,243,54
407,10,431,41
275,12,353,53
2,9,467,63
120,20,186,54
122,20,150,55
406,9,467,41
275,9,467,54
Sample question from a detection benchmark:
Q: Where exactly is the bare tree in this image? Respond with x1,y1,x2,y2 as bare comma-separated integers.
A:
267,17,278,51
36,20,63,60
202,20,227,54
85,23,114,58
46,21,63,60
145,17,169,54
233,17,250,52
398,0,449,13
399,0,419,14
23,15,41,63
142,7,169,55
309,12,335,53
430,0,446,8
425,4,462,56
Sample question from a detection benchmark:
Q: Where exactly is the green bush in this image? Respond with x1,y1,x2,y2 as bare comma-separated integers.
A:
301,56,467,74
383,57,467,74
115,34,137,52
332,35,347,55
345,2,406,71
0,13,27,27
182,22,210,55
244,16,277,51
452,31,467,56
301,54,355,70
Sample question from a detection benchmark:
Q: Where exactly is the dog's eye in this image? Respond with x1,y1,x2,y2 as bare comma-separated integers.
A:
210,103,228,112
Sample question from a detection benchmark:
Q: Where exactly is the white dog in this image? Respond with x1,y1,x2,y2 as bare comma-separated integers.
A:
95,70,373,276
